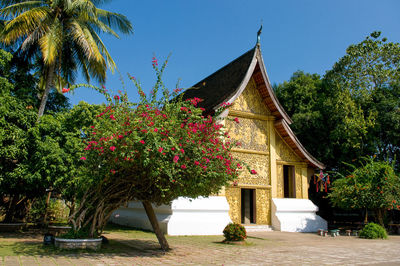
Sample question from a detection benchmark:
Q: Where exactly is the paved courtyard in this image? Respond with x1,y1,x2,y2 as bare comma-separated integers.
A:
1,229,400,265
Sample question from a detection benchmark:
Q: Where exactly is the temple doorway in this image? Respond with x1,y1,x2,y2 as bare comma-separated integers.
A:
283,165,296,198
241,189,256,224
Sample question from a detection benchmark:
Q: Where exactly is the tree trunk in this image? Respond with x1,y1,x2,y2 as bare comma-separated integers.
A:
364,208,368,224
4,196,18,223
43,190,52,226
376,209,385,226
37,63,55,120
142,201,170,251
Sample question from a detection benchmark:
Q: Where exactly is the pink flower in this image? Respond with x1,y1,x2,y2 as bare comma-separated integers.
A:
139,140,145,144
180,148,185,154
194,161,200,166
62,88,70,93
234,117,240,124
110,146,116,151
158,147,164,153
251,170,257,175
154,128,158,132
114,95,120,101
171,147,175,151
80,157,86,161
110,114,116,120
173,155,179,163
181,164,187,169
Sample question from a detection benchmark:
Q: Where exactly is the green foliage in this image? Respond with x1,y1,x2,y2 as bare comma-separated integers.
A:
359,223,387,239
27,198,68,223
223,223,247,241
0,49,101,222
328,157,400,224
60,227,99,239
275,32,400,173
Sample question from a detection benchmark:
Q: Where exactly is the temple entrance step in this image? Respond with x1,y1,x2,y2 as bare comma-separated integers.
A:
243,225,273,232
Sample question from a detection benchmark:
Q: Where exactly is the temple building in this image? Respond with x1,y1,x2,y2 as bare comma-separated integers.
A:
111,43,327,235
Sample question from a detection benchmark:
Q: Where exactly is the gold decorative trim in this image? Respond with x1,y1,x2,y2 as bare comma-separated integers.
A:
230,184,272,189
228,109,275,121
277,160,307,166
232,148,269,156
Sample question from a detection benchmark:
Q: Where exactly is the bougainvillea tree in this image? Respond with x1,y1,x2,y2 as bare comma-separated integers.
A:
71,59,252,250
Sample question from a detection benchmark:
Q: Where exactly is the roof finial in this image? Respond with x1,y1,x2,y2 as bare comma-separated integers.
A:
257,20,263,45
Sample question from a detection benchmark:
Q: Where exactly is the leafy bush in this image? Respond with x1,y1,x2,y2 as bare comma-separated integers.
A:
223,223,247,241
60,227,98,239
27,198,69,223
359,223,387,239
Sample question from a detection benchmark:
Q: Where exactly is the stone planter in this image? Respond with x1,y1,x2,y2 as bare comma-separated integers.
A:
0,223,26,232
54,238,102,250
47,225,71,236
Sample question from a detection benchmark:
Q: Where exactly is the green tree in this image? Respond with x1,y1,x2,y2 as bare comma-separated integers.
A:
0,0,133,119
275,32,400,172
328,158,400,226
0,49,101,222
324,31,400,169
274,71,373,172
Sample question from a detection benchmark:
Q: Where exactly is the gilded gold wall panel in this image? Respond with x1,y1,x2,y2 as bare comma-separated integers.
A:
276,164,284,198
256,189,271,224
295,167,303,199
231,78,271,115
275,132,302,162
226,117,269,152
225,187,241,224
232,152,270,186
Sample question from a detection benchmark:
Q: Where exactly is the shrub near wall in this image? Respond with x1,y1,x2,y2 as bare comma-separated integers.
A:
359,223,388,239
223,223,247,242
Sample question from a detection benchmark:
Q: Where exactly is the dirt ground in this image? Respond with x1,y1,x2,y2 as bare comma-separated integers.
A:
1,230,400,265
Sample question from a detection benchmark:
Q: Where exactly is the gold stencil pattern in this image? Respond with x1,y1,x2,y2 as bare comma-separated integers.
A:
231,78,271,115
233,152,270,186
226,117,269,152
295,167,303,198
256,189,270,224
275,133,301,162
225,187,241,223
276,164,284,198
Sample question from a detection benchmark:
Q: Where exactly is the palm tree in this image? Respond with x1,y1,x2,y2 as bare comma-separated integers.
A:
0,0,133,119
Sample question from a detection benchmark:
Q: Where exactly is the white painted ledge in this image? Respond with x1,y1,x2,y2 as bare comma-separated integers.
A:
271,198,327,232
110,196,232,236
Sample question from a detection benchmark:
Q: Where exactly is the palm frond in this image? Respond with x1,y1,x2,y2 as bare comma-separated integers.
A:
96,8,132,34
0,1,43,18
1,6,50,44
38,17,62,64
89,28,116,72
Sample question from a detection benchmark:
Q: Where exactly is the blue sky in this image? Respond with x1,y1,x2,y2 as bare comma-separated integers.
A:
68,0,400,106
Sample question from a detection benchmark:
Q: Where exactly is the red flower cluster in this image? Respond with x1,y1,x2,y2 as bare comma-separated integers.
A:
62,88,70,93
152,56,158,67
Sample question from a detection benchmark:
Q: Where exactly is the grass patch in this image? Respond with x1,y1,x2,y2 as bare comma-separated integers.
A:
0,239,135,257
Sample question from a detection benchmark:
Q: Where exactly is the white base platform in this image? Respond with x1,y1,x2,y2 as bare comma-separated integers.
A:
244,225,273,232
271,198,327,232
110,196,232,236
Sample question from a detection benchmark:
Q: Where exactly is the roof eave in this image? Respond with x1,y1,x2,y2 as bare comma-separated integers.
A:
254,46,293,125
275,119,325,169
